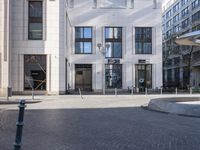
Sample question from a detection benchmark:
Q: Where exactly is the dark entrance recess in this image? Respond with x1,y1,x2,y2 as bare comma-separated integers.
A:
75,64,92,91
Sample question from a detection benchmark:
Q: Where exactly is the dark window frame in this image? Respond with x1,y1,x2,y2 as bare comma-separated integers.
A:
24,54,47,91
135,27,152,54
75,27,93,54
105,27,123,58
28,1,43,40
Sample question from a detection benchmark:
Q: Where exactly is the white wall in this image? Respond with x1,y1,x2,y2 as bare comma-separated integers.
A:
67,0,163,90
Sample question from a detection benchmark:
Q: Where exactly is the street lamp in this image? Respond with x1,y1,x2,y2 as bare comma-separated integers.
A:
97,43,110,95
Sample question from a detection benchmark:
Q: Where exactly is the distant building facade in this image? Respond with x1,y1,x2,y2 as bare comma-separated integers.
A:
0,0,162,96
162,0,200,88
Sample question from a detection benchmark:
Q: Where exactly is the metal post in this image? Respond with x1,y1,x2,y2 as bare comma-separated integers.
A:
161,87,163,95
79,88,83,99
145,88,147,95
115,88,117,96
131,87,134,95
14,100,26,150
175,88,178,95
190,87,192,95
32,88,34,101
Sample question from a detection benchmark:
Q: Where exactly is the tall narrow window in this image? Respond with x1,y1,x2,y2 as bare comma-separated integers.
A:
28,1,43,40
135,27,152,54
105,27,122,58
75,27,92,54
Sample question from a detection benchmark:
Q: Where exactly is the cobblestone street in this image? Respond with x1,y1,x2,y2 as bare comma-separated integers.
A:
0,96,200,150
0,95,200,150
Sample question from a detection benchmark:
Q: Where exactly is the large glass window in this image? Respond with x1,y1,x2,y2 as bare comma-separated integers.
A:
105,64,122,89
24,55,46,90
105,27,122,58
135,64,152,89
75,27,92,54
28,1,43,40
135,27,152,54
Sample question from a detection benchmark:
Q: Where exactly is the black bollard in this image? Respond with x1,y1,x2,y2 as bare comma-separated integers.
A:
14,100,26,150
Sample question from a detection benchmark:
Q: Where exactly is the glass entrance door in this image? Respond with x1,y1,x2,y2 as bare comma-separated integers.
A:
135,64,152,92
75,64,92,91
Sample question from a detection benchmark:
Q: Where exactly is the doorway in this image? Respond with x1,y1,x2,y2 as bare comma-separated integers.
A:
75,64,92,91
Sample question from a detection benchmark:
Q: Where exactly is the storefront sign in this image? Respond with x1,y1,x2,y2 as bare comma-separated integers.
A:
107,59,120,64
138,59,146,64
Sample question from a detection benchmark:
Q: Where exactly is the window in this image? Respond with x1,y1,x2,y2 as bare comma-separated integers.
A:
181,0,188,6
24,55,46,90
173,25,180,33
173,14,179,23
105,64,122,89
192,10,200,23
75,27,92,54
166,19,172,28
135,27,152,54
167,69,172,82
28,1,43,40
173,3,179,13
181,7,189,18
105,27,122,58
166,9,172,19
182,18,189,29
192,0,200,10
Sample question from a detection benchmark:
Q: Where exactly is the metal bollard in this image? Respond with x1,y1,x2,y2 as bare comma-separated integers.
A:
14,100,26,150
145,88,147,95
79,88,83,99
175,88,178,95
190,88,192,95
131,88,134,95
115,88,117,96
160,88,163,95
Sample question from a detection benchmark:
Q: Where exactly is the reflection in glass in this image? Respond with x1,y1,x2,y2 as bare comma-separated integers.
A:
105,27,122,58
135,64,152,91
75,27,92,54
28,1,43,40
24,55,46,90
105,64,122,89
135,27,152,54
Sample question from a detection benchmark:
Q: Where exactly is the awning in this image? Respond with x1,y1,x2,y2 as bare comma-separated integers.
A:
175,31,200,46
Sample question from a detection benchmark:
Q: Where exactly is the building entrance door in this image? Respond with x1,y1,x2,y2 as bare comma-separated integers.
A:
135,64,152,92
75,64,92,91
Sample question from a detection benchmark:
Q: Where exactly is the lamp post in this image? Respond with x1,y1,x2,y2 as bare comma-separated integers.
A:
97,43,110,95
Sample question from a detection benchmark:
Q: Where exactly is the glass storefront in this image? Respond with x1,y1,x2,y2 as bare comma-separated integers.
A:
24,55,46,90
105,64,122,89
135,64,152,91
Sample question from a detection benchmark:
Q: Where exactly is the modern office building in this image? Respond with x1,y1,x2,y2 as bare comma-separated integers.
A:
162,0,200,88
0,0,162,96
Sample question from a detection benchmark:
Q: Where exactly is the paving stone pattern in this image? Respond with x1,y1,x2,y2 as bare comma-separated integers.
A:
1,107,200,150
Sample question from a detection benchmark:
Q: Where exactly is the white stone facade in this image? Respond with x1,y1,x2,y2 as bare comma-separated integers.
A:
0,0,162,95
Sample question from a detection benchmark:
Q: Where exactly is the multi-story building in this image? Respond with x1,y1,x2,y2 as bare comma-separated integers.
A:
0,0,162,96
162,0,200,88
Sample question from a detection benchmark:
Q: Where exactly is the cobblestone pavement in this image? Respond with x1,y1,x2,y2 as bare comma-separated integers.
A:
1,101,200,150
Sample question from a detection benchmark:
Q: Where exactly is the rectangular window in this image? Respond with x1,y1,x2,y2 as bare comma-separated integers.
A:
181,7,189,18
135,27,152,54
192,10,200,23
182,18,189,29
75,27,92,54
105,64,122,89
28,1,43,40
105,27,122,58
24,55,46,90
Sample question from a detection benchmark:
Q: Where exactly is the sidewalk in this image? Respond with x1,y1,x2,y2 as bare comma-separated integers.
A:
0,94,200,110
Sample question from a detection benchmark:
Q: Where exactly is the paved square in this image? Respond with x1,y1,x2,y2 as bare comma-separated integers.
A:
0,95,200,150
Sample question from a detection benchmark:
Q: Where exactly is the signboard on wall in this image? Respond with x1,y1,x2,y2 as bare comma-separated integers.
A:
107,59,120,64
